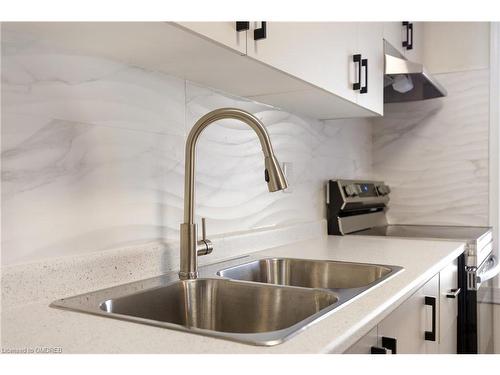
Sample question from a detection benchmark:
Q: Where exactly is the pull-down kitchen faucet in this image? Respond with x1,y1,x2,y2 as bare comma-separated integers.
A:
179,108,288,279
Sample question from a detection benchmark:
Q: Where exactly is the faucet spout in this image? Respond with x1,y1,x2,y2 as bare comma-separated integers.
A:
179,108,288,280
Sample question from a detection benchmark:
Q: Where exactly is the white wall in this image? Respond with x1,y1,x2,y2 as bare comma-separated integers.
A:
372,68,490,226
495,304,500,353
423,22,490,74
490,22,500,353
0,26,372,266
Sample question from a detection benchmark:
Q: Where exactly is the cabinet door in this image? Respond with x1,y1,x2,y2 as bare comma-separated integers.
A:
383,22,405,54
421,273,440,354
378,273,439,354
403,22,424,63
439,259,459,353
356,22,384,115
246,22,358,104
344,327,379,354
177,22,247,55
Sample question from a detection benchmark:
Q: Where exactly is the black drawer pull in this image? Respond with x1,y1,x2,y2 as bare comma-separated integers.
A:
382,336,397,354
425,296,436,341
353,54,362,91
254,22,267,40
371,346,387,354
236,22,249,32
402,21,414,50
360,58,368,94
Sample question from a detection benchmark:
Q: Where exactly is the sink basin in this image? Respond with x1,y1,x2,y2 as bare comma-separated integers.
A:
52,277,340,345
100,278,337,335
51,257,402,346
217,258,394,289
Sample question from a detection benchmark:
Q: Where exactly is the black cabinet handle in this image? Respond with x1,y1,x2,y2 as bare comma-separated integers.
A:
371,346,388,354
408,22,414,50
402,22,409,48
425,296,436,341
254,22,267,40
402,21,414,50
352,54,361,91
236,22,249,32
360,58,368,94
382,336,397,354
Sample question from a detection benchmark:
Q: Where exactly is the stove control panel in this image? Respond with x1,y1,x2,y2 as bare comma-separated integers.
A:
326,180,391,235
341,182,387,198
344,183,361,197
376,184,391,196
326,179,392,204
327,179,391,235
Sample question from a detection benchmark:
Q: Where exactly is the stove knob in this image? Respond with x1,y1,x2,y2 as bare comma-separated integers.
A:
377,184,391,196
344,184,360,197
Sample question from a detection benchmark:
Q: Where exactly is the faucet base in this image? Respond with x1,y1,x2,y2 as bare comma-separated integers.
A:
178,271,199,280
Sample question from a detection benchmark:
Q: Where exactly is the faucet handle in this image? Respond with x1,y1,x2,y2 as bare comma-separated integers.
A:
201,217,207,241
197,217,213,256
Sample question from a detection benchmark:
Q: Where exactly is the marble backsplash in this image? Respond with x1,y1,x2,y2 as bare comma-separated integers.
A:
372,69,490,226
1,27,372,266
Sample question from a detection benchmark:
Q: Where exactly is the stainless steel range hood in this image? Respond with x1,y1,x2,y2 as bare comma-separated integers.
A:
384,40,447,103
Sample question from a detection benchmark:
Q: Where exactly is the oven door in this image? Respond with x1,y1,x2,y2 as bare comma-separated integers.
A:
476,256,499,353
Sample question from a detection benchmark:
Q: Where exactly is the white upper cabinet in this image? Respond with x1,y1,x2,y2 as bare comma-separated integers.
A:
176,22,386,117
384,21,424,63
383,22,405,54
356,22,384,115
245,22,384,116
245,22,359,105
177,22,247,55
403,21,424,63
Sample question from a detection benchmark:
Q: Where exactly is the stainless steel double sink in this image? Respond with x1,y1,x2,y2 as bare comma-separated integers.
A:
51,257,403,346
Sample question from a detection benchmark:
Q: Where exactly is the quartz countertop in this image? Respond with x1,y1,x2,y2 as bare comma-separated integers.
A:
1,235,465,353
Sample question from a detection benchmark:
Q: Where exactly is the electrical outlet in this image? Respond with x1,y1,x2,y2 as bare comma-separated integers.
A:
281,162,293,193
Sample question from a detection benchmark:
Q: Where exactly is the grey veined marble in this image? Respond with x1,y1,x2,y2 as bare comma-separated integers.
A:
1,27,372,266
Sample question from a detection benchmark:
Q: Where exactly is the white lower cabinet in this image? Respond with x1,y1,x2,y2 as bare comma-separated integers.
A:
345,257,459,354
344,326,379,354
377,273,439,354
438,260,459,353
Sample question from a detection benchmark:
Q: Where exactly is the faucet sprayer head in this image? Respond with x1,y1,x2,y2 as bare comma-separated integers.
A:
264,155,288,192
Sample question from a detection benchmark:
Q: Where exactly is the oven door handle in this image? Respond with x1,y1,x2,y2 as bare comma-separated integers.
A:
477,256,500,286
